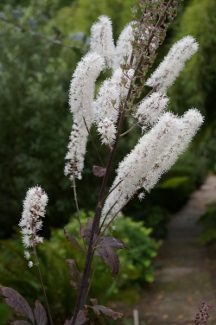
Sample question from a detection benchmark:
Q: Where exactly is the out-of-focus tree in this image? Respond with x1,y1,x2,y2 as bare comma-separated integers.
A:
0,0,138,238
167,0,216,172
168,0,216,123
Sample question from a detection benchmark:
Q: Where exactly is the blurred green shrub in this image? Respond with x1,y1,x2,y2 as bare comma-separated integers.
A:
198,201,216,244
0,211,159,324
152,176,194,213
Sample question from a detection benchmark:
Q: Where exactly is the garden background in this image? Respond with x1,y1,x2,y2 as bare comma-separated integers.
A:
0,0,216,324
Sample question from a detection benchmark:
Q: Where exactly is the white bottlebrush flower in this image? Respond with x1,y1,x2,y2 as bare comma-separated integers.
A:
19,186,48,266
97,118,117,146
94,68,134,146
146,36,198,91
135,92,169,126
101,112,182,226
65,52,105,179
142,109,204,191
90,15,115,69
113,22,135,70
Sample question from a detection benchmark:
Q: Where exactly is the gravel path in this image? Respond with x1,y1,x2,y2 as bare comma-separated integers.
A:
120,175,216,325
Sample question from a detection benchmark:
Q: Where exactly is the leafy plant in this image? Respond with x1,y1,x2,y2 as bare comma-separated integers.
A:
0,213,159,324
198,201,216,244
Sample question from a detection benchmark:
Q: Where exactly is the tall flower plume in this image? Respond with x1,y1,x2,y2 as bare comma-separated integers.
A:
102,110,203,227
65,52,105,179
19,186,48,267
90,15,115,69
146,36,198,91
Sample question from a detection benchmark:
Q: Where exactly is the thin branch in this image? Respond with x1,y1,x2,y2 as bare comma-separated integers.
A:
72,176,81,230
83,117,105,168
33,245,54,325
98,199,119,235
120,122,139,137
72,176,87,253
85,256,99,302
97,178,124,209
99,190,139,238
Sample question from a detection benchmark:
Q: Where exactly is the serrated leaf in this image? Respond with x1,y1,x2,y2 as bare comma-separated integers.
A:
66,259,80,290
99,236,128,249
34,300,47,325
92,166,106,177
92,305,123,320
64,228,84,252
64,309,89,325
97,247,119,279
0,286,35,324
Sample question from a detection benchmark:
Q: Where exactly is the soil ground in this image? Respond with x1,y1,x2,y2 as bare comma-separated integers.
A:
113,175,216,325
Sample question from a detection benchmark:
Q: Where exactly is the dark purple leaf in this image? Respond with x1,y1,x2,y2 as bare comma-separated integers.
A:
64,309,89,325
64,228,84,252
66,259,80,290
97,247,119,279
90,298,98,306
80,227,91,239
92,305,123,320
99,236,128,249
34,300,47,325
13,321,32,325
92,166,106,177
0,286,35,324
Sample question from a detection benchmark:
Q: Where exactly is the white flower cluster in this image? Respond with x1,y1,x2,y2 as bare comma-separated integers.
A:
64,53,105,179
65,16,136,179
102,109,203,226
146,36,198,91
65,14,203,231
19,186,48,267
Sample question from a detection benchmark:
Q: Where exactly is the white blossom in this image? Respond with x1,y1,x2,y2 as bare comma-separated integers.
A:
94,68,134,146
146,36,198,91
28,261,33,268
135,92,169,126
113,22,135,70
101,112,182,226
90,15,115,69
142,109,204,191
65,52,105,179
19,186,48,249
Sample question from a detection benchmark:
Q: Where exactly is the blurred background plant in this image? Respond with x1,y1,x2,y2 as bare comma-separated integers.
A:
0,212,159,324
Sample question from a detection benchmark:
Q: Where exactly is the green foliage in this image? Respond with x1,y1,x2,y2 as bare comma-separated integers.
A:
0,212,159,324
0,19,81,237
169,0,216,125
0,0,141,240
152,176,194,212
198,201,216,244
50,0,138,42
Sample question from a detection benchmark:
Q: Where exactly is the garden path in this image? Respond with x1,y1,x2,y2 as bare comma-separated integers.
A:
117,174,216,325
